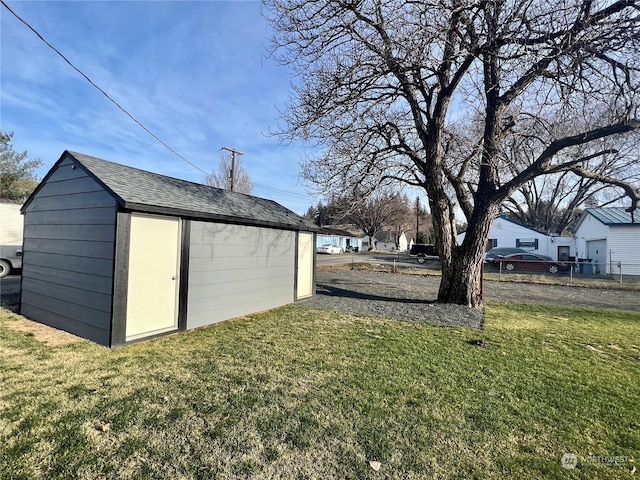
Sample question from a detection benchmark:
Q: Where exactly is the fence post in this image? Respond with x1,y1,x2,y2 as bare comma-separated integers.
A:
570,262,573,284
480,260,484,301
619,261,623,283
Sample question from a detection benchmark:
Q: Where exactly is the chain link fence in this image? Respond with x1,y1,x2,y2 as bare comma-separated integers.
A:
491,259,640,285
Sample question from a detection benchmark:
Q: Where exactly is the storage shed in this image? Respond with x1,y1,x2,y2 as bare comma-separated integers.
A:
20,151,316,346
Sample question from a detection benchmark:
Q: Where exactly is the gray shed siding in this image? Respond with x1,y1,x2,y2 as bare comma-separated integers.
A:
20,157,117,345
187,221,295,328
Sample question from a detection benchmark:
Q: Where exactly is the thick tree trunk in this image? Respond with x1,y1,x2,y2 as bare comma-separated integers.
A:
438,245,485,307
437,202,500,307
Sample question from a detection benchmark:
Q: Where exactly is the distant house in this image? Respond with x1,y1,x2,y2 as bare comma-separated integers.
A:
366,231,409,252
369,231,395,251
316,227,363,252
20,151,317,347
574,207,640,276
398,232,408,252
457,215,576,261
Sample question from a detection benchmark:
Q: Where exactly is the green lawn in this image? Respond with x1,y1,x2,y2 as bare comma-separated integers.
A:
1,303,638,479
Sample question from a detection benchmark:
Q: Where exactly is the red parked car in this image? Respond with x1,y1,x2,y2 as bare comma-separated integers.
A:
491,253,570,274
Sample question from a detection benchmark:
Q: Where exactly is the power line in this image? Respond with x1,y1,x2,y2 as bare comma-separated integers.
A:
253,183,311,200
217,147,310,199
2,0,314,203
0,0,208,176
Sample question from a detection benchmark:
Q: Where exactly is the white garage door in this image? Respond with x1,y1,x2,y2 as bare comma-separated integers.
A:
587,239,607,274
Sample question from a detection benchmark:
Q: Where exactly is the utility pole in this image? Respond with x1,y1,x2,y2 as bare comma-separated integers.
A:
416,197,420,243
220,146,244,192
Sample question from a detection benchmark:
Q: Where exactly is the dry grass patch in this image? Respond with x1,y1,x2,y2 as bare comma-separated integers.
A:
319,261,441,276
3,311,83,346
484,271,640,290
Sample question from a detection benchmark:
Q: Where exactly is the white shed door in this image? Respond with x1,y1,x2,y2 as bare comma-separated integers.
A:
297,232,314,299
126,215,180,341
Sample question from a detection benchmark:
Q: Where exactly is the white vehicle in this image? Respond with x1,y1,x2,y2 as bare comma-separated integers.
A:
0,203,23,278
317,243,342,255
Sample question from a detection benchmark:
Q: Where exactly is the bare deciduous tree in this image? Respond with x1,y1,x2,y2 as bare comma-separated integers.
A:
343,190,411,250
309,191,412,249
267,0,640,307
204,152,253,194
503,171,631,235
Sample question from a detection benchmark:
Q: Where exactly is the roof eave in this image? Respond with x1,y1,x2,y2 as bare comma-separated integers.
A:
21,150,128,213
584,207,638,226
121,201,317,231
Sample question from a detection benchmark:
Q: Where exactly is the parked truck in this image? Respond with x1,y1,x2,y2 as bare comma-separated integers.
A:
409,243,438,264
0,203,23,278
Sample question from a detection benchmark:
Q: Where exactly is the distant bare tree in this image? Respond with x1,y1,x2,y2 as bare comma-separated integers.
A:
267,0,640,307
388,193,414,247
414,198,435,244
346,190,411,250
204,152,253,194
305,191,411,248
503,173,629,235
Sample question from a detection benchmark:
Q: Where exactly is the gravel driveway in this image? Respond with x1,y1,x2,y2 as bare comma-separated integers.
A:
297,269,640,329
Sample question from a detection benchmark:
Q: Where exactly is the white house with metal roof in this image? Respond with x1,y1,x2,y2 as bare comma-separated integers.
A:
457,215,576,261
20,151,317,347
574,207,640,276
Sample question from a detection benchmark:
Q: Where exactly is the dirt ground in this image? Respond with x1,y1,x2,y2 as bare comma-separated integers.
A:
298,270,640,328
3,313,84,346
299,269,485,328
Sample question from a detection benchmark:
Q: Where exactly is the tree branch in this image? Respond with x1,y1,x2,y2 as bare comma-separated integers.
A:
570,167,640,212
501,120,640,197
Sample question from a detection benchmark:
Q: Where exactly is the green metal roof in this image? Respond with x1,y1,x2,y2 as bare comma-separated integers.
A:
585,207,639,226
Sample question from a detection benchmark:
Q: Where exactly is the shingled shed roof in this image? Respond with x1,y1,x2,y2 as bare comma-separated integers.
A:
24,151,316,231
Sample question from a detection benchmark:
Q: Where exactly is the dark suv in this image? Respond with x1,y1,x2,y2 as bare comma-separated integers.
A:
409,244,438,264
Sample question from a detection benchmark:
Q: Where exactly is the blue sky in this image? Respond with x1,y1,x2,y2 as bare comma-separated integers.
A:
0,0,317,214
